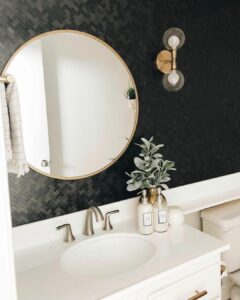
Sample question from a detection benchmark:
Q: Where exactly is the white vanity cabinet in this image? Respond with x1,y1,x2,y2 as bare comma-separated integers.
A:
148,263,220,300
14,220,228,300
103,241,225,300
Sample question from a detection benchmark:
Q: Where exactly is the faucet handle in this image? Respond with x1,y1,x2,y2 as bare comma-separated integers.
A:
103,210,120,231
56,223,75,243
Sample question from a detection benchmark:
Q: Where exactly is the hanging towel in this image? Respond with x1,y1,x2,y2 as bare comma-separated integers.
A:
0,77,29,177
0,82,12,161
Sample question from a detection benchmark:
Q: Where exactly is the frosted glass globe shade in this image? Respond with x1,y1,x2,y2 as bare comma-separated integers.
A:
168,35,180,50
168,70,179,86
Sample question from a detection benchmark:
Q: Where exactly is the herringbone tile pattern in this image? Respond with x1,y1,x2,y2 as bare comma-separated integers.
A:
2,0,240,226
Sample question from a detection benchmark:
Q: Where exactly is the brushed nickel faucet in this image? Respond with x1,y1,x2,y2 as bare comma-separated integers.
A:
82,206,104,236
56,223,76,243
103,210,120,231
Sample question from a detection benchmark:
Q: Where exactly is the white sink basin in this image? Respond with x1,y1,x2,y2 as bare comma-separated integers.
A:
61,233,156,277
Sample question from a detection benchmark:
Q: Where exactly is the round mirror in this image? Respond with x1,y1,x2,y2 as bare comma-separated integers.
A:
3,30,138,179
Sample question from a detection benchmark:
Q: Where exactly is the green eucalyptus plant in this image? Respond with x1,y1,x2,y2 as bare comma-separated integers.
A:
125,87,136,100
126,137,176,192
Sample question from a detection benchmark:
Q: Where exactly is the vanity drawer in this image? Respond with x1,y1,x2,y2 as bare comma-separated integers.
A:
148,264,220,300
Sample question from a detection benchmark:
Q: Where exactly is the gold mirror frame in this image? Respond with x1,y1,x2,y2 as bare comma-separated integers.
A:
1,30,139,180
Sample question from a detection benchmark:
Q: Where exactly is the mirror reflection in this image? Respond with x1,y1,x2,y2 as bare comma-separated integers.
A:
4,30,138,179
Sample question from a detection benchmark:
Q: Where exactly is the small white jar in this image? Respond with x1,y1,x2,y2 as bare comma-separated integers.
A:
168,206,184,227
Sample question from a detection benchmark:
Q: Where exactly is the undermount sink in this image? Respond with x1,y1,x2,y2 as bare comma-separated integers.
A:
61,233,156,277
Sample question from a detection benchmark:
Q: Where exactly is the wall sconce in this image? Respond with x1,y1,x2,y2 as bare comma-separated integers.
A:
156,28,185,92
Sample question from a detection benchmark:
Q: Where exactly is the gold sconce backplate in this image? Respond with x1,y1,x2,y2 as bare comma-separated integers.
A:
156,50,172,74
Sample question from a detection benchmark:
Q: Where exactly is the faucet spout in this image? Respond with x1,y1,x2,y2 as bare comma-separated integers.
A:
92,206,104,222
82,206,104,236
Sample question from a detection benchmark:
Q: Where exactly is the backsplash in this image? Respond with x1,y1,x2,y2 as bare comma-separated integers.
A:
3,0,240,226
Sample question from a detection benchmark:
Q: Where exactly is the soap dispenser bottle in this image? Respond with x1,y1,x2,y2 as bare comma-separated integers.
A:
138,190,153,235
153,187,168,232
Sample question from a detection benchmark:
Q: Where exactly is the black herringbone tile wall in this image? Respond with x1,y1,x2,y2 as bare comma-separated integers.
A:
2,0,240,226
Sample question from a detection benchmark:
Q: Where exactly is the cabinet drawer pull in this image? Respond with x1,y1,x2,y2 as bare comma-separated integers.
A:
188,290,208,300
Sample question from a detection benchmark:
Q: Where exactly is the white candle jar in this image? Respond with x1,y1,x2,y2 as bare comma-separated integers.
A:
168,206,184,226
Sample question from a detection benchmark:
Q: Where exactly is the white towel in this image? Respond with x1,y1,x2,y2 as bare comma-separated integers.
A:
0,82,12,161
0,78,29,177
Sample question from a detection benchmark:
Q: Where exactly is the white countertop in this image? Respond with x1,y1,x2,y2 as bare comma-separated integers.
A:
15,219,228,300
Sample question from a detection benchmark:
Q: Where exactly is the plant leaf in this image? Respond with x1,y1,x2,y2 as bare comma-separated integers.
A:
134,157,145,170
141,138,151,150
160,184,169,190
127,184,138,191
134,181,143,188
153,153,163,158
